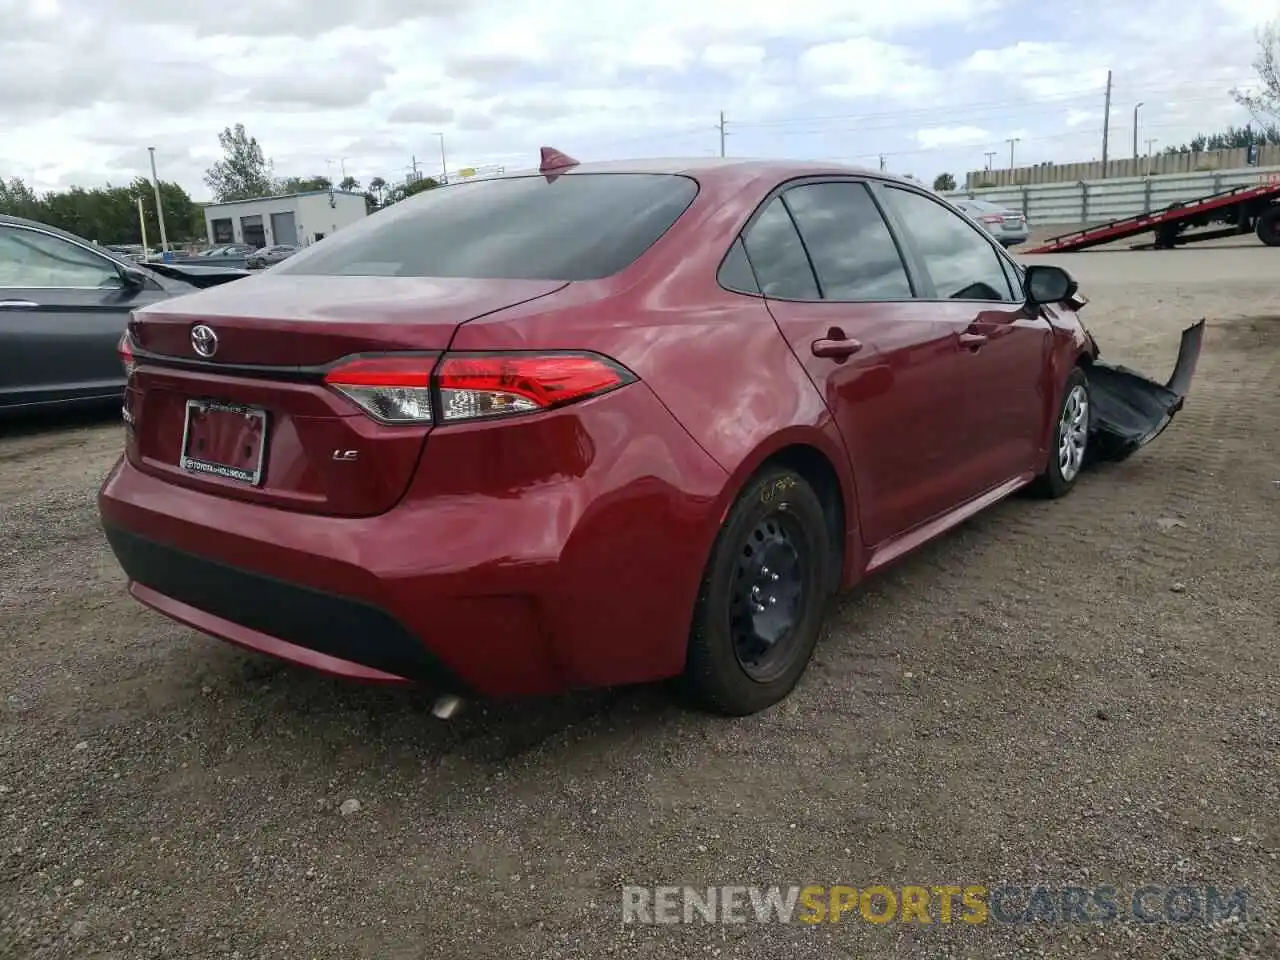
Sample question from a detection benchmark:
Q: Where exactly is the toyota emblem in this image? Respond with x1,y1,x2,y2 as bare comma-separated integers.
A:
191,324,218,358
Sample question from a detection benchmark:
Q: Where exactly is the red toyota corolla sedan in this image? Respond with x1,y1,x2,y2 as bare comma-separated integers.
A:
98,149,1202,716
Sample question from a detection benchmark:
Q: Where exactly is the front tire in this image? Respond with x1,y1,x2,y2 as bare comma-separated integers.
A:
684,467,832,716
1029,367,1090,499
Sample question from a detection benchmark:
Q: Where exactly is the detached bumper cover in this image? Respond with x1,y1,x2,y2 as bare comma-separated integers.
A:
1086,319,1205,461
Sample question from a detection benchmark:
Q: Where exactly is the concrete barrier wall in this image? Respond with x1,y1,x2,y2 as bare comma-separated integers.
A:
965,146,1280,189
944,164,1280,226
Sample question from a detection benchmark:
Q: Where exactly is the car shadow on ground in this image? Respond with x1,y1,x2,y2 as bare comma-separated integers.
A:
177,642,685,767
0,403,120,439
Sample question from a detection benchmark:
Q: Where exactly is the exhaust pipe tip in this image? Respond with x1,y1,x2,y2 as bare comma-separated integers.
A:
431,694,464,720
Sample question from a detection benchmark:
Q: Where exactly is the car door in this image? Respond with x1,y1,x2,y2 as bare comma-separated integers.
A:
0,224,168,409
874,184,1050,498
735,179,969,548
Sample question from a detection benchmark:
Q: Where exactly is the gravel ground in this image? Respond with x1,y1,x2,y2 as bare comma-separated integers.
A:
1,246,1278,959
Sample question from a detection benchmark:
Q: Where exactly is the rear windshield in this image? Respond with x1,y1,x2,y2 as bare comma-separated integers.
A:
276,173,698,281
962,199,1006,212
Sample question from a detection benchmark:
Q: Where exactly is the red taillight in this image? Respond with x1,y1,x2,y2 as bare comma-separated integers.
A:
321,352,635,425
436,353,632,422
323,355,438,424
981,214,1003,224
118,331,135,377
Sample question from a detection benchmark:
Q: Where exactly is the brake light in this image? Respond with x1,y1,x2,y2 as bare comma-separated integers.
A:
981,214,1003,224
436,353,633,421
323,355,438,423
118,331,135,378
321,352,636,425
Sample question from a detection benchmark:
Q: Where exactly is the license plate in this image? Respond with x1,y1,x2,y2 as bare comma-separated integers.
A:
179,400,268,486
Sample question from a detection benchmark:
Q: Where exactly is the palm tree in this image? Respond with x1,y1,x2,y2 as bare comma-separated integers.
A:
369,176,386,205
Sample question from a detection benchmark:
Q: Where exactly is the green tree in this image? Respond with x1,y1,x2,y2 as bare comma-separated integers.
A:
0,175,202,245
1164,122,1280,154
1232,19,1279,123
204,124,274,202
274,175,333,194
933,172,956,191
338,175,360,192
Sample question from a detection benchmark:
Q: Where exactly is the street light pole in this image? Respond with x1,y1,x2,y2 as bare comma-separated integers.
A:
1006,137,1020,170
433,133,448,184
1132,102,1143,160
147,147,170,254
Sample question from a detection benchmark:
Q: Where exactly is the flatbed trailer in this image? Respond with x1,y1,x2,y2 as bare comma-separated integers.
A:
1023,178,1280,254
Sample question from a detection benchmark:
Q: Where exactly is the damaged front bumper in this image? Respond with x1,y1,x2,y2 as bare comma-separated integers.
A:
1085,319,1205,462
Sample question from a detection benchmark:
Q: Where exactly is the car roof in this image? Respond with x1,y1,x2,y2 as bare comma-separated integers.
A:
482,155,918,190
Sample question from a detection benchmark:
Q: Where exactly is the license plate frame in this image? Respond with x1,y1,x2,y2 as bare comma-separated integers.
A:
179,399,268,486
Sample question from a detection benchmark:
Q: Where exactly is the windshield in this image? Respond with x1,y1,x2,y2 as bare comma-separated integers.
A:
276,173,699,281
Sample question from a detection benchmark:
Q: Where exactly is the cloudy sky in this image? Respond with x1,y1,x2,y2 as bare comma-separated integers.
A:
2,0,1276,200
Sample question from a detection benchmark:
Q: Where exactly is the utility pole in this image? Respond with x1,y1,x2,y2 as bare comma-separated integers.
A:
136,197,149,256
1132,101,1143,160
1145,138,1158,155
1100,69,1113,176
878,154,886,171
984,151,997,170
147,147,170,255
718,112,727,158
433,133,448,183
1006,137,1020,170
409,154,421,181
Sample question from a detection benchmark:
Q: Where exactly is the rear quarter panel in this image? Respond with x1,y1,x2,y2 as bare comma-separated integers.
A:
449,167,862,575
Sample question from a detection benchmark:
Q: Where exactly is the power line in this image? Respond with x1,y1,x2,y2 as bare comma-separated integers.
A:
727,76,1258,131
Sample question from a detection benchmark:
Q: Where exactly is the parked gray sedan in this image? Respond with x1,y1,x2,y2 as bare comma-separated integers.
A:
0,215,247,412
954,198,1030,247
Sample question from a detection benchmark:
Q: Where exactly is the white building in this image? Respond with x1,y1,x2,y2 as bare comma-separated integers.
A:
202,191,369,248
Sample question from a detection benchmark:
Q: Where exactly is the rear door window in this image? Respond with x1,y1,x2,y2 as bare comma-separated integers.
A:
718,237,760,294
276,173,698,281
782,181,913,300
740,197,819,300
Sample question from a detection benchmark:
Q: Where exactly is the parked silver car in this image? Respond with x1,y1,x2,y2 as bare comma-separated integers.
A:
246,244,298,269
954,198,1029,247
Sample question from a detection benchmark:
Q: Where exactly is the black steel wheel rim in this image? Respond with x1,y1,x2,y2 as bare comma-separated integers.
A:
729,510,810,683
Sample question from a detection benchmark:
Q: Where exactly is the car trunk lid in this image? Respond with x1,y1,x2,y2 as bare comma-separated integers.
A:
123,274,568,517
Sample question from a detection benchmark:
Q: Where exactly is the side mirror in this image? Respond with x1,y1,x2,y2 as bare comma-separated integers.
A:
1024,264,1077,305
119,266,147,290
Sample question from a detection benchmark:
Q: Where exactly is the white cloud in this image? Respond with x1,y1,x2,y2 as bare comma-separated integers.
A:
0,0,1272,204
916,125,990,149
799,37,941,101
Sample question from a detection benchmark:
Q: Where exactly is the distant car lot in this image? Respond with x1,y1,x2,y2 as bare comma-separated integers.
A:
1,244,1277,958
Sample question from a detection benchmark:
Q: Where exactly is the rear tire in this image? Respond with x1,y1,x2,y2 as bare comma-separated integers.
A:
1256,206,1280,247
684,467,832,716
1028,367,1090,499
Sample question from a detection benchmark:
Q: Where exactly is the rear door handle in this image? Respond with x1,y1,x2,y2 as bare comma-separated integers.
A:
812,337,863,360
958,332,988,349
0,300,39,309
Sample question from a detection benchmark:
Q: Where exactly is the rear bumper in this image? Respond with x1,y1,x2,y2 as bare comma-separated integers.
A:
97,383,729,697
102,524,465,687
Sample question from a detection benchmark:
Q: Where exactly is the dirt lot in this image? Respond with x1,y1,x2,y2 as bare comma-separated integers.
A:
1,246,1278,960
